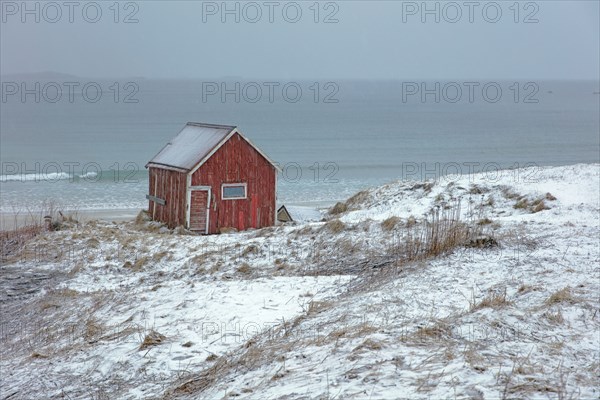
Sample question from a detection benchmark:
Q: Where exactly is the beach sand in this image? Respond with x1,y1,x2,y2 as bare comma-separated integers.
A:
0,208,139,231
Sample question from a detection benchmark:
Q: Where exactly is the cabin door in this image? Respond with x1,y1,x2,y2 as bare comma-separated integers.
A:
188,187,211,233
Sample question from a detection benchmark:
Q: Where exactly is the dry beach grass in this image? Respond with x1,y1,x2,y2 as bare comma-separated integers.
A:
1,164,598,399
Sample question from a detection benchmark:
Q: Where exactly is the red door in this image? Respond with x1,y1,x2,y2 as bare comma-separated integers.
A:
189,190,209,233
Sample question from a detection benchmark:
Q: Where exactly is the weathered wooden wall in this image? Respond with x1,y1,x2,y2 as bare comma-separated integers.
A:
148,167,187,228
191,133,276,233
189,190,208,231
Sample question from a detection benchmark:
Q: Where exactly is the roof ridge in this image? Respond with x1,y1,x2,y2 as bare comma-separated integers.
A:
147,123,279,172
186,122,237,130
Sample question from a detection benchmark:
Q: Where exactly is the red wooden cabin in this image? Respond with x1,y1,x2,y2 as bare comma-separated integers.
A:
145,122,279,233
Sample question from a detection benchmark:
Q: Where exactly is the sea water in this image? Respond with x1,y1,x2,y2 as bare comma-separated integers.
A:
1,79,598,213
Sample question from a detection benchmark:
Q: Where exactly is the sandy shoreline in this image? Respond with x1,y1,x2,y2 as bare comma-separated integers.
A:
0,208,140,230
0,201,332,231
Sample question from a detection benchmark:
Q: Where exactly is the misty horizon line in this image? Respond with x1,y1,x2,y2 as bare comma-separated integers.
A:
1,71,598,83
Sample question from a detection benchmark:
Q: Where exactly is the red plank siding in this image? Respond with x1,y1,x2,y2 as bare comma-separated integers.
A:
149,132,276,233
148,167,187,228
191,133,276,234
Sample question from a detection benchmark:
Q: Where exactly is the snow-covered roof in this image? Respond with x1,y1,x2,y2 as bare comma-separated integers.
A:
146,122,280,174
146,123,236,172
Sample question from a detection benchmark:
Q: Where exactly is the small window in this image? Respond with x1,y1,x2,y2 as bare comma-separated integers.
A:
222,183,247,200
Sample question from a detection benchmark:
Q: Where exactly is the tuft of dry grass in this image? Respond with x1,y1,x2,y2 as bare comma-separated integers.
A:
391,201,476,262
321,322,378,349
513,198,529,209
241,244,259,257
484,196,495,207
463,344,486,372
405,216,417,228
139,330,167,350
322,219,345,233
307,300,332,315
236,262,251,274
53,288,79,298
132,256,149,271
328,189,371,215
546,287,577,305
353,338,383,352
543,310,565,324
174,226,192,235
411,182,434,194
208,261,222,274
400,320,452,345
252,226,277,238
189,251,217,268
141,221,164,233
381,216,401,232
326,327,348,342
545,192,557,201
152,251,172,263
294,225,313,236
86,237,100,248
0,225,43,262
386,201,490,266
135,210,150,225
84,317,104,342
477,218,493,226
501,186,522,200
531,199,548,213
512,195,550,213
334,238,360,255
345,190,370,209
274,258,288,271
415,325,449,339
517,284,539,295
469,184,488,194
471,289,511,311
329,202,348,215
465,235,499,249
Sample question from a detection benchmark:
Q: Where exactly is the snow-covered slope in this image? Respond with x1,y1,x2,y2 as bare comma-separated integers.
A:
1,164,598,400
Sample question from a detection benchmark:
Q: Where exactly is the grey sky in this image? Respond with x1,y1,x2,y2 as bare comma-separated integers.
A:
1,1,598,79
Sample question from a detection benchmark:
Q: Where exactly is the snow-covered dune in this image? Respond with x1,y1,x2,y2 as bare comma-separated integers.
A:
1,164,598,399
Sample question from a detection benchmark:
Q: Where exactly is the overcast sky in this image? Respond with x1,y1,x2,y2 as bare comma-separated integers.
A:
1,1,598,79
